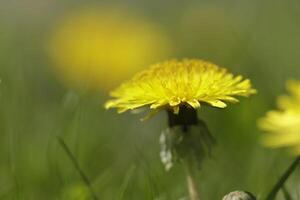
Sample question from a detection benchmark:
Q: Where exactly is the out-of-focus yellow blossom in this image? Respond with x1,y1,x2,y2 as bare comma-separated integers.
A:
48,8,171,90
105,59,256,115
259,80,300,154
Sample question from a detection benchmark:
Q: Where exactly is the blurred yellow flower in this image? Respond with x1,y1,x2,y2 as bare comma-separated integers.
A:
48,7,171,90
105,59,256,114
259,80,300,154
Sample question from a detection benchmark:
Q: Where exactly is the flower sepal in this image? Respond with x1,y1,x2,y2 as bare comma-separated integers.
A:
159,120,214,171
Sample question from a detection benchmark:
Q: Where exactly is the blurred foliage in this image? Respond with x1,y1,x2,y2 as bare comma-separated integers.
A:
0,0,300,199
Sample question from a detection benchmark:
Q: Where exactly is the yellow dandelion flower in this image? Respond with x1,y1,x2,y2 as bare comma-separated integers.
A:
105,59,256,199
48,7,171,91
105,59,256,115
259,80,300,154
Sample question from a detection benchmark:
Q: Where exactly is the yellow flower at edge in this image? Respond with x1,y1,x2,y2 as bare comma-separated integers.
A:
259,80,300,154
48,7,172,91
105,59,256,115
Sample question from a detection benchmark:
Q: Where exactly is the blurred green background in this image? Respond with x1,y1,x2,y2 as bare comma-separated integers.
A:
1,0,300,199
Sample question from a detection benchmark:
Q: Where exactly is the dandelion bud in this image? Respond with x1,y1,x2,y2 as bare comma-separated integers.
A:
222,191,256,200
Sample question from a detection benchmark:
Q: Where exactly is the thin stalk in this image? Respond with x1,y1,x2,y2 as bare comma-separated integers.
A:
282,185,292,200
167,107,203,200
184,160,200,200
265,156,300,200
57,136,98,200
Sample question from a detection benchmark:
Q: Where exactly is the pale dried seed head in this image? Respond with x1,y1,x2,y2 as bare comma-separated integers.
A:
222,191,256,200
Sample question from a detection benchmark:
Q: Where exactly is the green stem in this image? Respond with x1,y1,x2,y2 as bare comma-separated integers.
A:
282,185,292,200
57,136,98,200
184,160,200,200
265,156,300,200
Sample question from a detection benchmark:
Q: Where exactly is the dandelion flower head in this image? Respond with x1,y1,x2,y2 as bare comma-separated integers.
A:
105,59,256,115
259,80,300,154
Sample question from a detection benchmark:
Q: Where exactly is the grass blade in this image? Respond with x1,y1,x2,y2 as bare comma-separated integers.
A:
282,185,293,200
265,156,300,200
117,165,136,200
57,136,98,200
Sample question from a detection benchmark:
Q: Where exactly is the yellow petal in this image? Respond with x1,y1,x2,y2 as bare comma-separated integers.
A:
206,100,227,108
187,99,201,109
